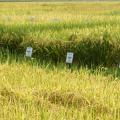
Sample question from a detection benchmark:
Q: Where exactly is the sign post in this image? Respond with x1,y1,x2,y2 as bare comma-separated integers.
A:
26,47,33,58
119,63,120,68
66,52,74,69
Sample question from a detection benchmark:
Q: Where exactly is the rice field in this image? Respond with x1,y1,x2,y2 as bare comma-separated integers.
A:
0,2,120,41
0,61,120,120
0,2,120,66
0,1,120,120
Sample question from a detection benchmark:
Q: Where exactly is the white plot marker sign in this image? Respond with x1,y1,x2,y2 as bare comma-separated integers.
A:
26,47,33,57
119,63,120,68
66,52,74,64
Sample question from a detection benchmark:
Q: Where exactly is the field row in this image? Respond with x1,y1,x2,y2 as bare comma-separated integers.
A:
0,2,120,66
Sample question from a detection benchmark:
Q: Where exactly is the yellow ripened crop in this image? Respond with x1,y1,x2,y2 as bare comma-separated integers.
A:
0,62,120,120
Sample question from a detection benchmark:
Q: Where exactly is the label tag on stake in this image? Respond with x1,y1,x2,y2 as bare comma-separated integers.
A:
119,63,120,68
26,47,33,57
66,52,74,64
